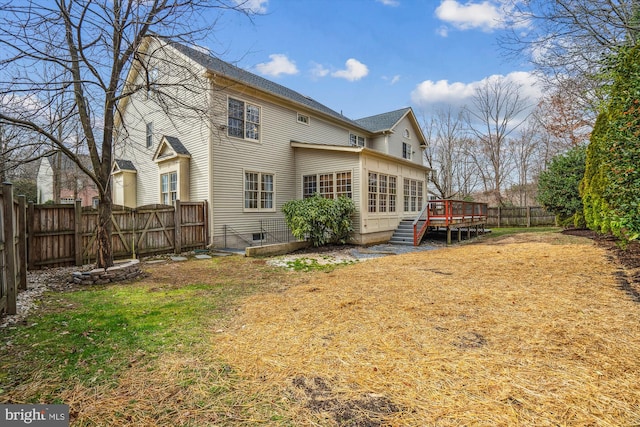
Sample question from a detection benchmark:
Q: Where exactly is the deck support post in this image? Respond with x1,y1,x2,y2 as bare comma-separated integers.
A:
446,227,451,245
467,227,471,240
457,227,461,242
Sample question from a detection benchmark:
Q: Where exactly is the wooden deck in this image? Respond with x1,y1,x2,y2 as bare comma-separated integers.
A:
412,200,488,245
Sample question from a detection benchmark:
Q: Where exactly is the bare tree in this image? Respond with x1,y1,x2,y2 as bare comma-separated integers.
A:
509,120,540,206
535,79,593,149
465,77,531,206
502,0,640,108
0,1,253,268
422,108,479,199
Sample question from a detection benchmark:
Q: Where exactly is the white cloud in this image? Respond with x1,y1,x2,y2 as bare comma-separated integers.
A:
233,0,268,14
383,75,401,85
310,62,330,79
376,0,400,6
411,71,541,109
435,0,503,32
434,0,528,34
331,58,369,82
255,54,298,77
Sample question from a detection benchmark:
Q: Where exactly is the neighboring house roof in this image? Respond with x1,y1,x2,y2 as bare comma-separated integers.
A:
167,39,369,132
41,152,93,172
355,107,412,133
113,159,137,172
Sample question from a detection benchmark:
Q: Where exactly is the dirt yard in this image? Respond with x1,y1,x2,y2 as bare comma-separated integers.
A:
4,230,640,426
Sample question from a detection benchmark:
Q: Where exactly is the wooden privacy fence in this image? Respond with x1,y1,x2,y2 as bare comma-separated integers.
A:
487,206,556,227
28,200,209,269
0,183,28,316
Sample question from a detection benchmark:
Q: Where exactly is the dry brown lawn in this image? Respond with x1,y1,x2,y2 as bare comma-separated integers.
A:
10,231,640,426
213,232,640,426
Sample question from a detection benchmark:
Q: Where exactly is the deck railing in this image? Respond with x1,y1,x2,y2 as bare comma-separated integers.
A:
412,199,488,246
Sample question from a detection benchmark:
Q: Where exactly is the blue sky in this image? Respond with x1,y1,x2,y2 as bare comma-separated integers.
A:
205,0,541,121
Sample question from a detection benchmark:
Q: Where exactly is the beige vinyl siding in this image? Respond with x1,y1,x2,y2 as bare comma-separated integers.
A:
293,147,362,236
115,39,211,207
367,134,388,154
208,85,367,247
361,153,429,235
387,115,424,165
209,89,297,247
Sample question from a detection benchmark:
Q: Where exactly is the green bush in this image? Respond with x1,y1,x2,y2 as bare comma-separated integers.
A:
582,44,640,241
282,194,356,247
537,145,586,224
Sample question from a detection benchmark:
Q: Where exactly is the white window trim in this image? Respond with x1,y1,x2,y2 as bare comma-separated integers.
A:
160,171,178,206
297,112,310,125
302,171,352,199
349,133,365,147
243,170,276,212
146,122,153,148
402,142,413,160
227,96,261,143
368,172,397,214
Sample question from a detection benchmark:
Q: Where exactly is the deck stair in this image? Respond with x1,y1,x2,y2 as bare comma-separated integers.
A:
388,200,489,246
389,219,425,245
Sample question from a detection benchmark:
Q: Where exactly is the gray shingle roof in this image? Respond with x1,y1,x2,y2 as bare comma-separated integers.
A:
163,135,190,156
355,107,412,133
168,40,367,131
114,159,136,171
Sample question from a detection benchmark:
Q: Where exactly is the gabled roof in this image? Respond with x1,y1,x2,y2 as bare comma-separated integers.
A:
167,39,368,132
356,106,427,147
355,107,412,133
113,159,137,172
153,135,191,162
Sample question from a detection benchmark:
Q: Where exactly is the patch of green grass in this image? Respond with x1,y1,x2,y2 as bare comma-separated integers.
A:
284,257,355,272
0,275,248,401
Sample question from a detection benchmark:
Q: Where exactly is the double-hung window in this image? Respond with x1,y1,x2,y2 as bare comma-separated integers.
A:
161,172,177,205
368,172,397,213
319,174,334,199
228,97,260,141
244,171,274,211
146,122,153,148
403,178,424,212
350,133,365,147
402,142,412,160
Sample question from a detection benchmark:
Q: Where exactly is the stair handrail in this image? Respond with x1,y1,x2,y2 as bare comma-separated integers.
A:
412,201,431,246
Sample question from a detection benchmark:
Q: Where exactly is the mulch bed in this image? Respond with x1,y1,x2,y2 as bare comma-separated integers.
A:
563,228,640,302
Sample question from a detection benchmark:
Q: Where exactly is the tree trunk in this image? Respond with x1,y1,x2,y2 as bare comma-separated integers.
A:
95,192,114,268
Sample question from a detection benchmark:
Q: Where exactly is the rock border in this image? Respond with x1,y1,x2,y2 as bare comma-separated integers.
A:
71,259,142,285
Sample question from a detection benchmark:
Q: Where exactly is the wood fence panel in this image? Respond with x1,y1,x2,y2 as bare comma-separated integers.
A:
134,204,175,256
487,206,555,227
179,202,207,251
0,189,6,315
30,205,76,268
27,200,208,269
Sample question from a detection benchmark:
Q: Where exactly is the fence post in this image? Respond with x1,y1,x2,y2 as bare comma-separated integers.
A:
74,200,83,266
174,200,182,254
27,201,35,271
3,183,17,315
497,206,501,228
18,195,27,291
527,206,531,228
203,200,209,247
